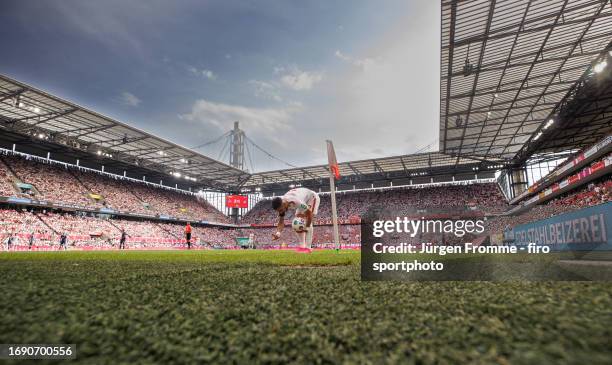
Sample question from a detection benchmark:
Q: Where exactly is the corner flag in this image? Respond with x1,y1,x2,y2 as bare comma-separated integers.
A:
326,140,341,250
327,140,340,180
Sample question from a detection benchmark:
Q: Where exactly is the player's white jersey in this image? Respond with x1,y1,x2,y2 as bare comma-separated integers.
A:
282,188,319,215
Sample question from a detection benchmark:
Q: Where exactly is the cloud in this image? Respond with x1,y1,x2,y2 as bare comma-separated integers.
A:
278,67,323,91
119,91,141,107
249,64,324,101
335,50,376,71
249,80,282,102
188,66,217,80
179,99,302,136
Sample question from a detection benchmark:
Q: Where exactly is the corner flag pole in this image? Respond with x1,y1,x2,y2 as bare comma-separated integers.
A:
326,140,341,251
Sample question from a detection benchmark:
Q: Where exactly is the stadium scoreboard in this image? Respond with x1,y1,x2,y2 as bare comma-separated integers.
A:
226,195,248,208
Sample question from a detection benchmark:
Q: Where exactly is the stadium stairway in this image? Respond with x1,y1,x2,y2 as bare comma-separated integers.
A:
1,156,48,198
0,158,18,194
104,219,124,236
127,187,154,213
157,223,181,240
0,156,40,196
34,212,58,235
0,156,18,179
68,169,101,206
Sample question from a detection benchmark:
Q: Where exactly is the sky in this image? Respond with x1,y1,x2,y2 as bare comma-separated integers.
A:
0,0,440,172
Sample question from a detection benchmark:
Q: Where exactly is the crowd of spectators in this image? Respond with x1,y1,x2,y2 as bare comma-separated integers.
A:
485,177,611,234
243,182,508,225
3,177,608,250
4,155,95,207
0,208,238,250
550,178,611,209
1,147,608,250
0,160,18,197
73,171,151,215
0,209,56,246
0,154,229,223
237,225,361,247
0,206,364,250
138,185,229,222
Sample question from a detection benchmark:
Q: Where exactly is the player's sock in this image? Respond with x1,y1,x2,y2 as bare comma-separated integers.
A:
299,231,307,248
306,226,313,249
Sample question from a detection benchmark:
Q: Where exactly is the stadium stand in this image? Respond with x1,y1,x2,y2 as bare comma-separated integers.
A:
0,208,239,250
0,152,230,223
486,176,612,235
1,143,609,251
72,170,153,215
3,155,99,207
242,182,508,225
0,109,609,252
0,208,55,246
0,207,359,249
1,175,610,250
0,158,18,197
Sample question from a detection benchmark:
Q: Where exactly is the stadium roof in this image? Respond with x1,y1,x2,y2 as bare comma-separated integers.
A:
515,50,612,162
4,1,611,194
0,74,250,190
242,151,500,189
0,74,494,194
440,0,612,161
0,73,502,194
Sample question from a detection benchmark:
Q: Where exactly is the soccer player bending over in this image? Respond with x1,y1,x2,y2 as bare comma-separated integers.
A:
271,187,320,251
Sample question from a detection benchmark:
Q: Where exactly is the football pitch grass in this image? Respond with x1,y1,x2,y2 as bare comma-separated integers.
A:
1,250,611,364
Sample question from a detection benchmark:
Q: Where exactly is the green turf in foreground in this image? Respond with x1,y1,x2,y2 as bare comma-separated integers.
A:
0,250,611,364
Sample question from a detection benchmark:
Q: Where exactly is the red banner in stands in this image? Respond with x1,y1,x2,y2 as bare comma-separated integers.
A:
226,195,248,208
579,168,590,178
591,160,604,172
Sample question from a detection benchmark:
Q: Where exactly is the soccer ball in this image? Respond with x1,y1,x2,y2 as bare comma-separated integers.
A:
292,217,307,232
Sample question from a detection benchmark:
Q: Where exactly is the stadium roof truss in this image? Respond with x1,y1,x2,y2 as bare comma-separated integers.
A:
440,0,612,161
0,74,250,190
242,152,499,189
515,47,612,162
